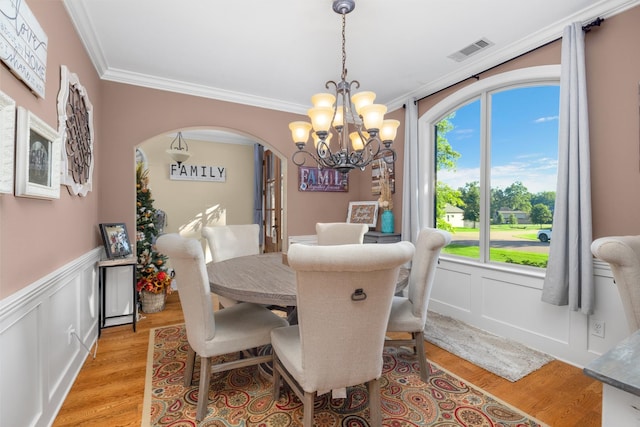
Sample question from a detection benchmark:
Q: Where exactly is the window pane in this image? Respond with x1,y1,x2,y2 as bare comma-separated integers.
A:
489,86,558,268
435,99,481,260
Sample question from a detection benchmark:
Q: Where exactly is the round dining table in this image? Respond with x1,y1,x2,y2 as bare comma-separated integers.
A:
207,252,410,308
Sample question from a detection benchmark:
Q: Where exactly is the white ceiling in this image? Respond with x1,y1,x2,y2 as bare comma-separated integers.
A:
63,0,638,116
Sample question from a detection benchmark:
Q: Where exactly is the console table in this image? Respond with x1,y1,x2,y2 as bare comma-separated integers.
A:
97,256,137,336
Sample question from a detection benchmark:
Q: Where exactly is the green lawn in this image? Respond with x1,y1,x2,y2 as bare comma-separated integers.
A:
442,243,549,268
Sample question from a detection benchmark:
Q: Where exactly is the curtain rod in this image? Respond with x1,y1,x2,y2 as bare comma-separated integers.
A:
410,17,605,105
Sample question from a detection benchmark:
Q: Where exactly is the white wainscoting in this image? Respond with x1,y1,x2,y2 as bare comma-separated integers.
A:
0,247,101,427
430,256,630,368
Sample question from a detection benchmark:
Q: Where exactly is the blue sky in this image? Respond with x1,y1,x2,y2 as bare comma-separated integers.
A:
437,85,560,194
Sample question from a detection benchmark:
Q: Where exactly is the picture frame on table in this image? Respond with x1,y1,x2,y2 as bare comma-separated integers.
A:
15,107,61,199
0,91,16,194
99,223,133,259
346,201,379,228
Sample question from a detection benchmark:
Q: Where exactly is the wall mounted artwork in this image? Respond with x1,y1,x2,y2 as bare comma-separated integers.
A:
298,166,348,192
0,91,15,194
57,65,94,196
15,107,61,199
0,0,48,98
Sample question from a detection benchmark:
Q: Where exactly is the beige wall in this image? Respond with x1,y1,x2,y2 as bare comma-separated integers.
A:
0,1,102,298
139,133,255,236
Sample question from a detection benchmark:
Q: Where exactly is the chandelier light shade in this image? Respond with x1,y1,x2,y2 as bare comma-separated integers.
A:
166,131,191,165
290,0,398,175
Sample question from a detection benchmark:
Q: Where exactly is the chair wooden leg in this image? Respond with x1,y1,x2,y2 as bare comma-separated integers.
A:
272,354,282,400
302,391,315,427
196,356,212,422
184,345,196,387
414,332,429,383
367,378,382,426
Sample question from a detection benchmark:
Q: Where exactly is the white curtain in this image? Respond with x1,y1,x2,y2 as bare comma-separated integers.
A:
541,23,594,314
401,98,421,244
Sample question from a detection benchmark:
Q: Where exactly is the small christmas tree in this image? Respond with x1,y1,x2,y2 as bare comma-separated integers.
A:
136,163,171,294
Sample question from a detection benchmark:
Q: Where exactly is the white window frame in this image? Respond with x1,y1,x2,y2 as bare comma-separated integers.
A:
418,65,561,272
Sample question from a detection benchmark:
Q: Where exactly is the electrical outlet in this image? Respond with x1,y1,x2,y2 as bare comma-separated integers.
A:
592,320,605,338
67,325,75,344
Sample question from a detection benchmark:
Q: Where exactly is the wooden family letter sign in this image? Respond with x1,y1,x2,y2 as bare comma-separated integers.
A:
298,166,348,192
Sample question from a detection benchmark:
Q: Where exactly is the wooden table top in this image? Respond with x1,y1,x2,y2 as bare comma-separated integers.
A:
207,252,410,307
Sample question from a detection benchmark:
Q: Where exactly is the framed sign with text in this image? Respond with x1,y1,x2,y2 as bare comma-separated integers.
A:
298,166,348,192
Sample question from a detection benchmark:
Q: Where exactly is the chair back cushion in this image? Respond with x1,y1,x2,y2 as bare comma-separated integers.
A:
315,222,368,245
591,235,640,332
202,224,260,262
407,228,451,322
287,242,414,395
156,234,216,353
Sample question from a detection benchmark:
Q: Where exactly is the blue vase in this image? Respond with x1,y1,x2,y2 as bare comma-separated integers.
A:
381,210,394,233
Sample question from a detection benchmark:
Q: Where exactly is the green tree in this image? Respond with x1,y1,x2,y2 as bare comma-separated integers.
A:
502,181,532,213
459,181,480,226
530,203,553,227
508,213,518,225
434,114,462,230
136,164,170,288
531,191,556,213
436,182,463,232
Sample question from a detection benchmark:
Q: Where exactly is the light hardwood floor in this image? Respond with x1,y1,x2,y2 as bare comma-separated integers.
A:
53,292,602,426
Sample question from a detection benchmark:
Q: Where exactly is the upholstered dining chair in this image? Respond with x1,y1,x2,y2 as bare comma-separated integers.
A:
385,227,451,382
202,224,260,307
156,233,288,422
271,242,414,427
315,222,368,245
591,235,640,333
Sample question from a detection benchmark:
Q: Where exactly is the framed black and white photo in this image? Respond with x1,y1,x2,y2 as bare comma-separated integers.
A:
99,223,133,259
346,201,378,228
0,91,16,194
15,107,61,199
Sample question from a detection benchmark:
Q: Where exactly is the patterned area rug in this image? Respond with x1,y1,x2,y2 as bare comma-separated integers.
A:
143,324,548,426
424,312,555,382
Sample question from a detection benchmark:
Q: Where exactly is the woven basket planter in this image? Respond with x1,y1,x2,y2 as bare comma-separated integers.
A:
140,290,166,313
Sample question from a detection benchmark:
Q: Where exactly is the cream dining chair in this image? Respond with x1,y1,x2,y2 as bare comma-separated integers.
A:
202,224,260,307
385,227,451,382
156,233,288,422
591,235,640,333
271,242,414,427
315,222,368,245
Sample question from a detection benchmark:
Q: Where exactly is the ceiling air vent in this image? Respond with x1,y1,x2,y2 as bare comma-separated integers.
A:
448,38,494,62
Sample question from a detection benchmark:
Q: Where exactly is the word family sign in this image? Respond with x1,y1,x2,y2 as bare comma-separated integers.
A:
169,163,226,182
0,0,48,98
298,166,348,192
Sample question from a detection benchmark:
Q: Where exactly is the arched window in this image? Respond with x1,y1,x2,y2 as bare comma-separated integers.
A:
419,65,560,269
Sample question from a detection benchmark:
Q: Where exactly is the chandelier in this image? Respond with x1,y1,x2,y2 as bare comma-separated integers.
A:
289,0,399,175
166,131,191,165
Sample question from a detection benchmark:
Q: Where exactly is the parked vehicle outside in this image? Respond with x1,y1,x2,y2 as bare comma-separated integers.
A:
537,229,552,243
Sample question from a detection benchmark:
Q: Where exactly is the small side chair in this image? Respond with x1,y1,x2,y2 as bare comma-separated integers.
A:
385,227,451,382
271,242,414,427
315,222,368,245
156,233,288,422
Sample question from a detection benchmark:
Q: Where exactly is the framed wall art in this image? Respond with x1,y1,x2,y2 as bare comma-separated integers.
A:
298,166,348,192
15,107,61,199
0,91,16,194
57,65,94,196
99,223,133,259
346,201,378,228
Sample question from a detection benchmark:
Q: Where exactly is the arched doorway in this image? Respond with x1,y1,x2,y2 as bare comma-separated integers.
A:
136,128,285,257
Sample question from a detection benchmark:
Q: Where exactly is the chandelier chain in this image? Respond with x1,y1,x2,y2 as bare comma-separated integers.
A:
341,12,347,81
